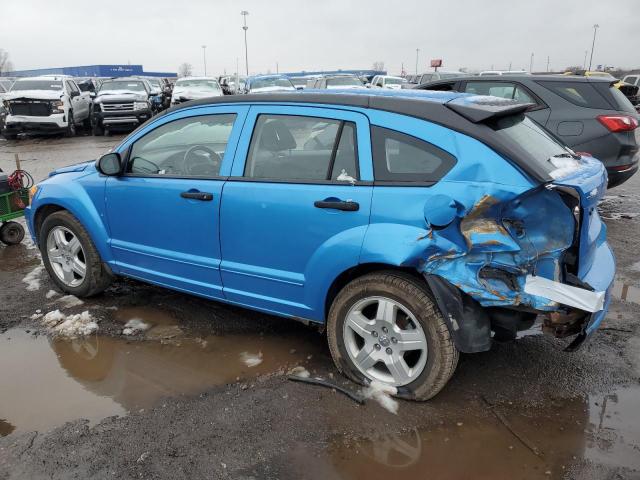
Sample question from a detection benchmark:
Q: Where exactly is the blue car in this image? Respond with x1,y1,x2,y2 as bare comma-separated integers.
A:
25,89,615,400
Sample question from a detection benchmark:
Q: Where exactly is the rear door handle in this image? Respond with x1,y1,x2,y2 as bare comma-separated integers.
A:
314,200,359,211
180,191,213,201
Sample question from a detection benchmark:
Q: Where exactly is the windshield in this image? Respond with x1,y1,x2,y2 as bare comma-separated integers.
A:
250,78,295,90
385,77,404,85
290,78,307,87
99,81,146,93
175,79,220,90
493,115,573,175
327,77,362,87
10,80,62,91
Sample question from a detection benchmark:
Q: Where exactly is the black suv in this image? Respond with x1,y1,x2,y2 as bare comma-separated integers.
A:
91,78,153,135
417,75,640,187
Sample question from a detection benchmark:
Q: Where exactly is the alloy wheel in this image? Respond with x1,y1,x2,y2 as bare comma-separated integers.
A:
46,226,86,287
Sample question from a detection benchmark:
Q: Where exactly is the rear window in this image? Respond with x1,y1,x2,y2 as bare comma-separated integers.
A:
371,127,456,183
608,85,637,114
492,115,573,175
537,81,610,109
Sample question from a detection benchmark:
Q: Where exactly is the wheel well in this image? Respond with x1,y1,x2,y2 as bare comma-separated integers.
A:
324,263,425,320
34,204,65,240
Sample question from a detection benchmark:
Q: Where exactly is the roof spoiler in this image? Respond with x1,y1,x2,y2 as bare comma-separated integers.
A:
445,96,535,123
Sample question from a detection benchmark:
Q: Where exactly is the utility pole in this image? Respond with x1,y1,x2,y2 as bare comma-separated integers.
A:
588,24,599,71
241,11,249,77
415,48,420,75
276,62,279,74
546,55,550,72
508,61,512,71
201,45,207,76
529,52,534,73
583,50,588,69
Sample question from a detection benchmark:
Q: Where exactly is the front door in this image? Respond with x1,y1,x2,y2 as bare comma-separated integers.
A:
219,106,373,320
104,107,247,299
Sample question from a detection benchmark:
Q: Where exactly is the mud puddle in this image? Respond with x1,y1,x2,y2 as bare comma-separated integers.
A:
0,325,323,435
323,389,640,479
0,243,39,272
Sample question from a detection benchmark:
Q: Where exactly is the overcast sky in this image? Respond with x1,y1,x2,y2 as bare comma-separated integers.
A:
1,0,638,76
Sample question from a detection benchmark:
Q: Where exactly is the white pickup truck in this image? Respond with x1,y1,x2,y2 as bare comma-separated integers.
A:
1,76,91,139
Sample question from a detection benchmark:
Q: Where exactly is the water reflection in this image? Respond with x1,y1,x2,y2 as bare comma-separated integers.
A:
0,327,322,434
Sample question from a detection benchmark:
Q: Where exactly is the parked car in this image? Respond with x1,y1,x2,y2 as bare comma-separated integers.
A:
2,76,91,139
369,75,407,90
26,90,614,400
91,78,153,135
416,75,640,187
219,75,247,95
479,70,530,76
139,77,169,113
243,75,296,93
309,74,365,90
75,78,102,99
288,76,309,90
171,77,223,105
403,71,471,89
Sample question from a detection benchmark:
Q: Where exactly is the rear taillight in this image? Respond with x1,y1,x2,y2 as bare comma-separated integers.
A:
597,114,639,132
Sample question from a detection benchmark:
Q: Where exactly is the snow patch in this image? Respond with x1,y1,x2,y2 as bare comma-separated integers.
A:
362,380,399,415
548,156,583,180
42,310,98,337
22,265,44,291
45,289,59,299
240,351,263,367
56,295,84,308
288,366,310,378
122,318,151,335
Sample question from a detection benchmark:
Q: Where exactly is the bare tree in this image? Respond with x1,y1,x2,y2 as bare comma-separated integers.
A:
372,61,385,72
0,49,13,76
178,62,193,77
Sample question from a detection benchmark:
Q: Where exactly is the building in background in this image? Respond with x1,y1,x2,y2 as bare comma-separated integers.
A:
1,64,176,78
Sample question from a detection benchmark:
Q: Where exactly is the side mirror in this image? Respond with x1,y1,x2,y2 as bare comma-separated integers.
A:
96,152,122,176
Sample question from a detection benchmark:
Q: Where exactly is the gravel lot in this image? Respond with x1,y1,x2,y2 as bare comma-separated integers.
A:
1,134,639,480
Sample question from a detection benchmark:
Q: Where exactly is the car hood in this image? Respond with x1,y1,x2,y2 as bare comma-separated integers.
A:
4,90,64,101
48,160,95,177
95,92,147,103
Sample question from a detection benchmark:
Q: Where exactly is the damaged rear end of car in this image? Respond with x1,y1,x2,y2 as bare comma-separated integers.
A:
407,96,615,353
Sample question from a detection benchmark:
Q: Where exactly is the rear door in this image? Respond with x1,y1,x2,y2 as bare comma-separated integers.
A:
219,106,373,320
104,106,247,299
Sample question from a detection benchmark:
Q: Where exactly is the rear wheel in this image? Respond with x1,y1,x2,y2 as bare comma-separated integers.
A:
40,211,112,297
0,221,25,245
327,272,459,401
91,117,104,136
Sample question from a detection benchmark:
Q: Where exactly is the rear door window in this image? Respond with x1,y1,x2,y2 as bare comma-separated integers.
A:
537,81,610,109
371,127,456,183
244,114,358,182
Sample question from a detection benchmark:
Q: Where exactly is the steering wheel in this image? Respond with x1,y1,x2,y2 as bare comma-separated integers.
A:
182,145,221,176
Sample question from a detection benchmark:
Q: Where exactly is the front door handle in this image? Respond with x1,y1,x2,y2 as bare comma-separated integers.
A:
180,191,213,201
314,200,359,211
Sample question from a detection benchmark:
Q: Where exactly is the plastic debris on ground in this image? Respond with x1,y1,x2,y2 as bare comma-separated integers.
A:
362,380,399,415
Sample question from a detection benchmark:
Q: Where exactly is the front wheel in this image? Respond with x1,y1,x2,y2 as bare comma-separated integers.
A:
40,211,112,297
327,272,459,401
65,110,76,137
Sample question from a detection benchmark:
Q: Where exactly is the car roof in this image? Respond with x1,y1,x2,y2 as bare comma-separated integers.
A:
16,76,67,82
421,74,614,84
176,76,219,81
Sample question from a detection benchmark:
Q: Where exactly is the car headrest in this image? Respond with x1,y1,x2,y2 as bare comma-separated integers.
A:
259,120,297,151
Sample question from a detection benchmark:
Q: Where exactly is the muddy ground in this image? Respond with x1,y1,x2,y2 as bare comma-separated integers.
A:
0,134,639,480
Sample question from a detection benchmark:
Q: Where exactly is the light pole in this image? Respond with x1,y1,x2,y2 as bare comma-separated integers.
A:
241,10,249,77
588,24,599,71
529,52,534,73
201,45,207,76
415,48,420,76
583,50,588,69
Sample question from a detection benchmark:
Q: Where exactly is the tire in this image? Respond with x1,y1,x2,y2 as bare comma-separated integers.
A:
91,118,104,136
0,221,25,245
65,110,76,137
2,132,17,140
327,271,459,401
82,113,91,131
40,210,112,297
